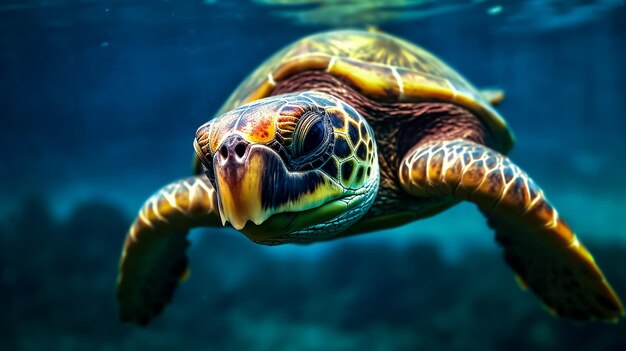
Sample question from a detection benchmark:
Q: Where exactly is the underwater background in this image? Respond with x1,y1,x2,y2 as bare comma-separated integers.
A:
2,0,626,350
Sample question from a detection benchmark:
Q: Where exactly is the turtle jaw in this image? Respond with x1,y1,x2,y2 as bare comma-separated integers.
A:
212,142,344,240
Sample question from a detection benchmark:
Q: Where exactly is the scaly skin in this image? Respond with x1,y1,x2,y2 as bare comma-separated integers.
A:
398,139,623,321
117,176,220,325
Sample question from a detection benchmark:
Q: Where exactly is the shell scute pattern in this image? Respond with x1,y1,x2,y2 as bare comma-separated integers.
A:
219,30,480,113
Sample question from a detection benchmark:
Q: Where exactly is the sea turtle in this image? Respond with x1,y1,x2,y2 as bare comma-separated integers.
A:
117,29,623,325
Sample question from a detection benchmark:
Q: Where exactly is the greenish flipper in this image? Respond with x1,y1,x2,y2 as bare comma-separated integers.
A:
117,176,220,325
398,139,623,321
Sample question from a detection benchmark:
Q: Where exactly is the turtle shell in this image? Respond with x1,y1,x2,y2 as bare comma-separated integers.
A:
196,29,514,173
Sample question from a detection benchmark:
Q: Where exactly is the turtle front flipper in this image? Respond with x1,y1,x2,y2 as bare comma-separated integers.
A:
117,175,220,325
398,139,624,321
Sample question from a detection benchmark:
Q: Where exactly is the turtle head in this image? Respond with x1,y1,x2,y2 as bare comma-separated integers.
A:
194,91,379,244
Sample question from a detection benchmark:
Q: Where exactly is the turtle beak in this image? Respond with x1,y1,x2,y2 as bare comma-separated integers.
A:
210,135,344,236
212,135,267,230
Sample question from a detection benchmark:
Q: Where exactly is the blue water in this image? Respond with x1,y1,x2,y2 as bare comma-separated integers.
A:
2,1,626,350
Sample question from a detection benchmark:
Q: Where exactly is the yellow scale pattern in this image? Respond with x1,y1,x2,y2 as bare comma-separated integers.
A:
398,139,623,321
128,176,219,240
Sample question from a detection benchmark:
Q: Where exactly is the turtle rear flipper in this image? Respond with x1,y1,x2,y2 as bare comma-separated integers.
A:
117,176,220,325
480,88,505,106
399,139,623,321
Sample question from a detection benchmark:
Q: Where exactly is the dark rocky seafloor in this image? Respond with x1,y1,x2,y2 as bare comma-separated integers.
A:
2,198,625,351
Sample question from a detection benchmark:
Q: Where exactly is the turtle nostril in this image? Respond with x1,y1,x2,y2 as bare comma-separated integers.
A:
234,143,247,158
219,145,228,159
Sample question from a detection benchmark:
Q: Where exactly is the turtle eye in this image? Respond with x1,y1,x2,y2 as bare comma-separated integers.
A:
293,111,327,160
